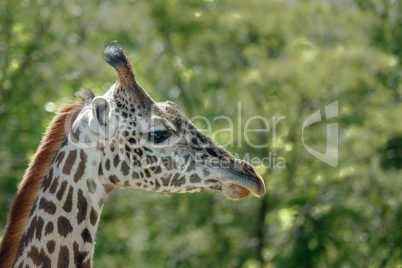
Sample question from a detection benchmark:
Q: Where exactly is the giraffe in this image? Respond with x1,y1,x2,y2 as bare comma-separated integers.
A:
0,44,266,267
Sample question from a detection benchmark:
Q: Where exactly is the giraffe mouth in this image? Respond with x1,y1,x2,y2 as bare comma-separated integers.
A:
221,184,252,200
219,172,266,200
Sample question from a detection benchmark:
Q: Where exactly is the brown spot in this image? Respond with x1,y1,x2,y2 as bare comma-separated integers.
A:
63,150,77,175
73,242,90,268
109,175,120,184
144,169,151,178
186,161,196,172
81,228,92,243
154,179,161,190
29,197,38,217
58,216,73,237
134,148,143,157
150,166,162,174
110,143,115,152
161,174,172,186
146,155,157,164
132,171,140,179
41,168,54,192
55,151,65,168
39,198,57,215
49,176,59,194
62,186,74,212
45,222,54,235
90,208,98,226
105,159,110,171
135,182,142,187
74,150,88,182
161,156,175,170
190,174,201,183
124,181,130,187
35,216,45,240
190,137,200,148
125,145,131,152
56,180,68,201
27,246,51,267
143,146,152,153
121,161,130,176
87,179,97,194
134,159,142,167
58,245,70,268
171,175,186,187
206,147,219,157
113,154,120,168
77,189,88,225
47,240,56,253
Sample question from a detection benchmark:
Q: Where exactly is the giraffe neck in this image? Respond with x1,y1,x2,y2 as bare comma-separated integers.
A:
12,138,113,267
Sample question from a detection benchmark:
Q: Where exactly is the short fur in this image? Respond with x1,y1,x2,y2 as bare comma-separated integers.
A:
0,101,84,267
103,44,137,87
103,43,132,69
104,44,153,108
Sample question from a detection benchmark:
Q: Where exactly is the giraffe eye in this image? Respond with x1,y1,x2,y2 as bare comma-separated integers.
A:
149,130,169,144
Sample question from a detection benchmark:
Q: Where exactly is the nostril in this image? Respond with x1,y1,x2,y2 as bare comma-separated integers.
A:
236,160,257,176
244,163,256,175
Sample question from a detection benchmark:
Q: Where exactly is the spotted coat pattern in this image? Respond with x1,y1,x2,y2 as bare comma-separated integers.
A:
4,45,265,267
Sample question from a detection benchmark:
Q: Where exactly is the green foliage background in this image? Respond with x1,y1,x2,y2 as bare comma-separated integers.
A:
1,0,401,267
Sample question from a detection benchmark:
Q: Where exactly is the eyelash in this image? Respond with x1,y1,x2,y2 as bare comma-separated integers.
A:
149,130,169,144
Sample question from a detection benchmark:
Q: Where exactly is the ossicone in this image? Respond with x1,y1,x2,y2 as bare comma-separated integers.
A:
104,43,137,88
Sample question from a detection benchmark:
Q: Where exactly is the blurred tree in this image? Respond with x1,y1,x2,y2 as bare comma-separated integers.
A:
0,0,401,267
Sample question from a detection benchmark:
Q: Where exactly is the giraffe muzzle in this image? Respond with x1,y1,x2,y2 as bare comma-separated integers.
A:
218,168,266,200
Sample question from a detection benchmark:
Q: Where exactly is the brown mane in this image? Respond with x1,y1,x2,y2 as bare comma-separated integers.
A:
0,101,83,267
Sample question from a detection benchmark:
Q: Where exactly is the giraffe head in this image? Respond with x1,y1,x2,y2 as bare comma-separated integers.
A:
77,44,265,200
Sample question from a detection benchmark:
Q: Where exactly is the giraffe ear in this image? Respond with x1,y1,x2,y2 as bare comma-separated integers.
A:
91,97,112,139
